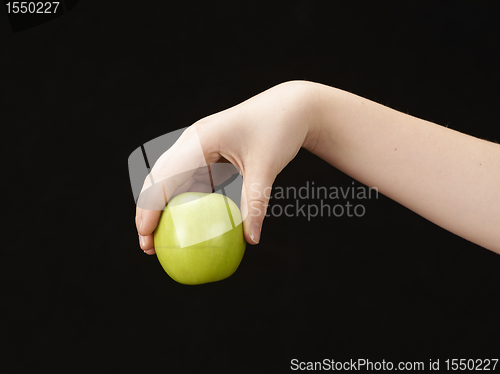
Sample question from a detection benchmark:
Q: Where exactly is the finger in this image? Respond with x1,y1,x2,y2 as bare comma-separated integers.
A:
136,176,185,236
137,177,185,236
241,165,275,245
139,233,155,253
136,127,208,236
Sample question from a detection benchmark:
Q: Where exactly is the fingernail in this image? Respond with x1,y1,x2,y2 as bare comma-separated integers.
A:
140,235,146,248
250,223,260,244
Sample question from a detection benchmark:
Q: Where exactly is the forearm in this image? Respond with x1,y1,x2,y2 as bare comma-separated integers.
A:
305,82,500,253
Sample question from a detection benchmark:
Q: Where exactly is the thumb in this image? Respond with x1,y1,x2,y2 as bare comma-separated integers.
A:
241,167,275,245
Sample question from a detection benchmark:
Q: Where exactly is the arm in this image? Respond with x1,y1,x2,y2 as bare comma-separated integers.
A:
136,81,500,255
306,82,500,253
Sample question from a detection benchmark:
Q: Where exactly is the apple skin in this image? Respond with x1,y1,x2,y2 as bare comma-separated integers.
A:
154,192,246,285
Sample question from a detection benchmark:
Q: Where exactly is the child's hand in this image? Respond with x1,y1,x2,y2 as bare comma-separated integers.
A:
136,80,500,255
136,81,320,254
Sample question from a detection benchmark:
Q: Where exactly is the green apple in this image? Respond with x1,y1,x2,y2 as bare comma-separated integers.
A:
154,192,246,285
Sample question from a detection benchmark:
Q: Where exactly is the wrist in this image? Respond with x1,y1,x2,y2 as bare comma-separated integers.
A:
298,80,325,153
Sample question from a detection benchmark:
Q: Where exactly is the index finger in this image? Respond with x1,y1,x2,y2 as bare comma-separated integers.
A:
134,126,209,237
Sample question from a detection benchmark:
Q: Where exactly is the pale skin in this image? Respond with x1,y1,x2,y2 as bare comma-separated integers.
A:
136,81,500,255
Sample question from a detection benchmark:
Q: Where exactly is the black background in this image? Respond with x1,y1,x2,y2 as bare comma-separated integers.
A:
2,1,500,372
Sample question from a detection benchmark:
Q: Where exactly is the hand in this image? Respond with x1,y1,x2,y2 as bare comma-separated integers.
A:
136,81,320,254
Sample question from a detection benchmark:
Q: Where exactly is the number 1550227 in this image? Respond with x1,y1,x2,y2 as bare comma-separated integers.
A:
445,359,498,371
6,2,60,14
